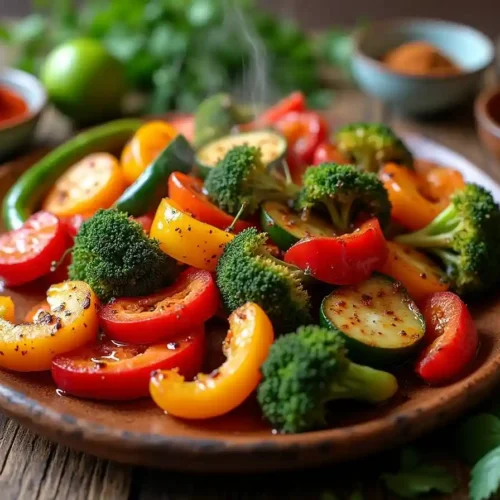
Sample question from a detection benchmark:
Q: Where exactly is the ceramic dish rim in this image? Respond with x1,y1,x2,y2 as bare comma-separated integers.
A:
0,132,499,470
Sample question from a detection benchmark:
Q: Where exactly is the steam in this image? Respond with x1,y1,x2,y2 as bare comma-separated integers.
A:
221,0,280,115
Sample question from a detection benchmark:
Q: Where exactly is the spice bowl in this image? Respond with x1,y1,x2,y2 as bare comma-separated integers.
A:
351,18,495,115
0,68,47,162
474,85,500,162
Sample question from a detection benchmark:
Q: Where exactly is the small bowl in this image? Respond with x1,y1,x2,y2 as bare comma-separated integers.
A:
351,18,495,115
0,68,47,161
475,85,500,162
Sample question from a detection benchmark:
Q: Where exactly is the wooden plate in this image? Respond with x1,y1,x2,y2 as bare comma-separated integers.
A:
0,132,499,472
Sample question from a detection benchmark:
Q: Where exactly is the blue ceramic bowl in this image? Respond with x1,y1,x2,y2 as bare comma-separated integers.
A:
351,19,495,115
0,68,47,161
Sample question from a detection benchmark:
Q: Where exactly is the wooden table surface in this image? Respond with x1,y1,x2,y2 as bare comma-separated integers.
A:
1,76,500,499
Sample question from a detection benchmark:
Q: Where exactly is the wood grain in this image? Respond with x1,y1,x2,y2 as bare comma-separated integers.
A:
0,83,497,498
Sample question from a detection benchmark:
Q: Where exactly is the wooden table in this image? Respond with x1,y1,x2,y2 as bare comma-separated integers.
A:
1,78,499,499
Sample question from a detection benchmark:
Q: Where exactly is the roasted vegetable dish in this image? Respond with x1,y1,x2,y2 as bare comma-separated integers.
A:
0,91,497,434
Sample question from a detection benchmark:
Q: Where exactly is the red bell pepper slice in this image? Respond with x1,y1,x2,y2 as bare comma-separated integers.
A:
0,211,71,287
312,141,350,165
169,113,195,143
285,147,307,186
132,212,154,234
51,327,205,400
99,267,220,344
284,218,388,285
62,214,89,238
274,111,329,166
168,171,256,233
244,91,306,129
415,292,478,385
63,212,154,239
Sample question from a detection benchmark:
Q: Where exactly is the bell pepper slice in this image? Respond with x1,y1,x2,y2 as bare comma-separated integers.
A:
289,140,350,186
121,120,179,184
284,218,388,285
98,267,220,344
0,280,99,372
62,212,154,239
380,163,444,231
0,297,15,322
149,302,274,419
150,197,234,272
415,292,478,385
378,241,449,304
42,152,127,217
418,165,465,204
240,91,306,131
258,91,306,124
61,214,89,238
312,141,350,165
274,110,329,166
169,114,195,143
0,210,72,287
132,213,154,234
168,172,254,233
51,327,205,400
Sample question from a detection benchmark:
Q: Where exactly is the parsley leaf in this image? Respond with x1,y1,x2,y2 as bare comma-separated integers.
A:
455,413,500,465
381,448,457,498
470,445,500,500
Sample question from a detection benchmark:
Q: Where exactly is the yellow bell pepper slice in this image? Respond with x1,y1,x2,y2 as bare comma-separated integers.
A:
149,302,275,419
150,197,234,272
0,296,15,323
122,121,179,184
0,281,99,372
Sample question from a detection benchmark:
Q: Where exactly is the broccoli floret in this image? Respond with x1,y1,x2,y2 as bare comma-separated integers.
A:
257,325,398,433
68,209,179,302
204,144,299,216
395,184,500,295
216,227,311,333
336,122,414,173
295,163,391,233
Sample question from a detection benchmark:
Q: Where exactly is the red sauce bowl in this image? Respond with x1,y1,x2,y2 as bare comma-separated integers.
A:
0,68,47,161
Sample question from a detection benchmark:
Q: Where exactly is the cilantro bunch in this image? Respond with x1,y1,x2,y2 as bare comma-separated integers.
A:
455,406,500,500
379,403,500,500
0,0,329,113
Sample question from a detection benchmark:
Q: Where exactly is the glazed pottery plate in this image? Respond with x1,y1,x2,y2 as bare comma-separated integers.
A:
0,133,499,472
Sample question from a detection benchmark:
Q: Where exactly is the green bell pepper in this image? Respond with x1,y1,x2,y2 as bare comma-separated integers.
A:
2,118,142,230
114,133,194,217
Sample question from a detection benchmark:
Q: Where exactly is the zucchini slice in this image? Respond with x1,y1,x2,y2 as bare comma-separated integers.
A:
195,130,287,179
320,273,425,367
261,201,335,251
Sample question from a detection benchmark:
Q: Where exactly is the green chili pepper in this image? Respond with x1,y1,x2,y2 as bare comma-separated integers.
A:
114,134,194,216
2,118,142,231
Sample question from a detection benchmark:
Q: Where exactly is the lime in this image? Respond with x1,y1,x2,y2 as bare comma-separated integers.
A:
41,38,127,125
